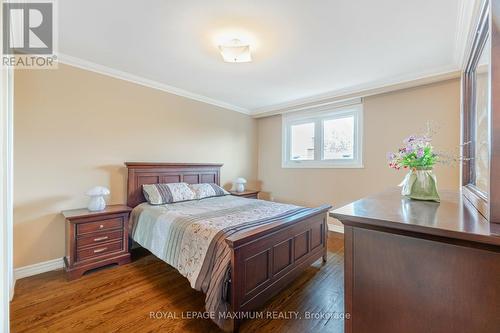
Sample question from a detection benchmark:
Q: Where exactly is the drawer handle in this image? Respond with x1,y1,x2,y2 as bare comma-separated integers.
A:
93,247,107,253
94,236,109,242
99,224,104,229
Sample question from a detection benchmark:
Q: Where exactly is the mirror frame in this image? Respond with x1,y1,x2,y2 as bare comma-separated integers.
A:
462,0,500,223
462,1,490,219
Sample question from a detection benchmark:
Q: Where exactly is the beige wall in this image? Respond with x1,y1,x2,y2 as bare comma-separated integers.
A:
14,65,460,267
257,80,461,225
14,64,257,268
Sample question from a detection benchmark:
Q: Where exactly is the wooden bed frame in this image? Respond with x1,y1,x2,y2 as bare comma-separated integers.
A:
125,162,331,332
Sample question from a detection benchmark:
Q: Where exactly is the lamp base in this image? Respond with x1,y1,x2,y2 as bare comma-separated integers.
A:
88,196,106,211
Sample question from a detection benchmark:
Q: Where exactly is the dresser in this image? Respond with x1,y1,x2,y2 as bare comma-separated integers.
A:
63,205,131,280
330,188,500,333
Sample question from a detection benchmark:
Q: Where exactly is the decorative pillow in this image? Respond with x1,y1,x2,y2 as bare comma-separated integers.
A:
142,183,195,205
189,183,230,200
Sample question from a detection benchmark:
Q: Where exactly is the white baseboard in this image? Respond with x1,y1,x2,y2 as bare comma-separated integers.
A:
328,224,344,234
14,258,64,281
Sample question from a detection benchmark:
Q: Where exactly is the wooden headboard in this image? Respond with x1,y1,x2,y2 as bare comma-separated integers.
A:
125,162,223,207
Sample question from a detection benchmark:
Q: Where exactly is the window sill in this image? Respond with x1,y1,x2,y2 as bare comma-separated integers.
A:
282,163,364,169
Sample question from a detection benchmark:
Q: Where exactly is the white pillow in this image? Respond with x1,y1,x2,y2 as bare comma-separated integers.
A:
189,183,229,200
142,182,195,205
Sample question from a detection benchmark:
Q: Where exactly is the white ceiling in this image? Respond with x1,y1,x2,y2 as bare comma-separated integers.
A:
58,0,467,115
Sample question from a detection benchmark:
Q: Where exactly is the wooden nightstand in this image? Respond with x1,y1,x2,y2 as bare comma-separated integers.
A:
62,204,132,280
229,190,260,199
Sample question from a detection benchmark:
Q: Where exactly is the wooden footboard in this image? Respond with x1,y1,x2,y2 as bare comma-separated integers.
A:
225,205,331,332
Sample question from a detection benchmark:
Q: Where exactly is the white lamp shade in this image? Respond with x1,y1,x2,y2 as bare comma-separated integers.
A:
86,186,110,211
234,178,247,193
86,186,110,196
234,178,247,184
218,39,252,63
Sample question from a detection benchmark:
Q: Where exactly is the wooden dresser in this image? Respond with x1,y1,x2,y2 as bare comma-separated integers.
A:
330,188,500,333
63,205,131,280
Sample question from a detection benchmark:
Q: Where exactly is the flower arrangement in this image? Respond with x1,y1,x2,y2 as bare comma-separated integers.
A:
387,135,438,170
387,131,441,202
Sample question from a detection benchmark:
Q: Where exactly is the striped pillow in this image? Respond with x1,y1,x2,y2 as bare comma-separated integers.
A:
142,183,195,205
189,183,229,200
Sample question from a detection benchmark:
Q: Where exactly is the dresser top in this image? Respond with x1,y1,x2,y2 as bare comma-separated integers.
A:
330,188,500,246
62,204,132,220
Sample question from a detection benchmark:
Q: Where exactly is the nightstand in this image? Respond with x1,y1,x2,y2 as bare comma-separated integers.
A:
229,190,260,199
62,204,132,280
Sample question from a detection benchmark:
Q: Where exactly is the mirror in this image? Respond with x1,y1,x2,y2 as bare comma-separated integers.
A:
472,35,490,195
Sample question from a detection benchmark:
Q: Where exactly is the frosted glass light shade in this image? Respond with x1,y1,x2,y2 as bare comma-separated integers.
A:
218,39,252,63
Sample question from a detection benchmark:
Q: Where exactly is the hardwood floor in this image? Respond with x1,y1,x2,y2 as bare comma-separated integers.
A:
11,232,344,333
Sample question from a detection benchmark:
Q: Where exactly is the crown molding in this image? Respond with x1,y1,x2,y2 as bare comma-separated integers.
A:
57,54,460,119
251,66,461,118
56,53,251,115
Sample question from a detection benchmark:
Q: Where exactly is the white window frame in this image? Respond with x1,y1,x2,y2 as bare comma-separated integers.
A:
282,103,363,168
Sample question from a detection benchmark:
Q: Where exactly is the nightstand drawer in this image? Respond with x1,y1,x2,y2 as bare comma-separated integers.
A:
76,240,123,262
77,230,123,248
76,217,123,235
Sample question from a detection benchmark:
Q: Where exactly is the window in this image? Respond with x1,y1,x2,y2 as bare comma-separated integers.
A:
282,103,363,168
290,122,315,160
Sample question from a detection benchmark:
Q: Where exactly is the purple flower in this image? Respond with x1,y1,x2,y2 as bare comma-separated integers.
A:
404,135,416,144
416,148,424,158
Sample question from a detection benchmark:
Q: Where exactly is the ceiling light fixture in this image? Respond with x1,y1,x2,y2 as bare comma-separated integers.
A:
218,39,252,63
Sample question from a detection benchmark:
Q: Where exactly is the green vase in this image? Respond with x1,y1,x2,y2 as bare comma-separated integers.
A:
400,167,440,202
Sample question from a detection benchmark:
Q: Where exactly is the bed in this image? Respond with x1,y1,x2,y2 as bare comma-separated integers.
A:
126,162,331,332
